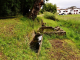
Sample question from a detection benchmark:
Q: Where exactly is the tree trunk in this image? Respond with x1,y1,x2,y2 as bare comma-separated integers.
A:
28,0,44,20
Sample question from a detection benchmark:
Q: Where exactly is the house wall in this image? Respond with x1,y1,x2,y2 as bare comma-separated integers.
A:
59,10,65,14
57,8,80,15
71,9,80,14
79,9,80,14
67,9,71,13
57,10,59,13
65,9,71,14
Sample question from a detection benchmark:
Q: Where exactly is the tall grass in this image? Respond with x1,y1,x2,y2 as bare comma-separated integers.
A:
39,14,80,49
58,15,80,49
0,14,80,60
0,16,42,60
44,12,56,20
39,34,52,60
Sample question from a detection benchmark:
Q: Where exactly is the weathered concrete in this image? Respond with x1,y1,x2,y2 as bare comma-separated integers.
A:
38,26,66,35
30,22,66,55
30,32,43,53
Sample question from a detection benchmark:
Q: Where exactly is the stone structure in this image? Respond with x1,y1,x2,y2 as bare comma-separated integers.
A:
38,26,66,35
30,32,43,53
30,21,66,55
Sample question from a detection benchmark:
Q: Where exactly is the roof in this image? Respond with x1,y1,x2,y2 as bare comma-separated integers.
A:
57,7,59,8
77,8,80,9
58,6,80,10
57,9,60,10
60,9,65,10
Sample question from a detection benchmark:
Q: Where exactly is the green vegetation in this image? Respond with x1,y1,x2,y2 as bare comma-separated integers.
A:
40,3,57,14
0,13,80,60
0,16,41,60
40,14,80,49
0,0,48,17
44,12,56,20
56,15,80,49
38,14,80,59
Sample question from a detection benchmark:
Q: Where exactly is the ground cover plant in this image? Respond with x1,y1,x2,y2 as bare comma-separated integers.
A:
56,15,80,49
0,16,42,60
44,12,56,20
0,14,80,60
38,14,80,59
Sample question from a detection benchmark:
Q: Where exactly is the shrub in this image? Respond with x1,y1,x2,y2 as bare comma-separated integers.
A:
44,12,56,20
42,3,57,14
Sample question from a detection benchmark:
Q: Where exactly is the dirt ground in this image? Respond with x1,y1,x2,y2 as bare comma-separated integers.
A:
48,39,80,60
0,52,2,57
0,51,7,60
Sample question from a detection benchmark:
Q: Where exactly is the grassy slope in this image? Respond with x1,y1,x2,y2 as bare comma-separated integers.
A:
39,14,80,49
0,14,80,60
38,14,80,60
0,16,41,60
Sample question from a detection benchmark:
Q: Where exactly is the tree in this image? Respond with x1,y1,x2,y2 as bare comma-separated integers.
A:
0,0,48,19
0,0,20,16
41,3,57,14
28,0,45,20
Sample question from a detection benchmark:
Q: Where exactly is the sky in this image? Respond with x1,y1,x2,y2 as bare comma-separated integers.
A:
47,0,80,9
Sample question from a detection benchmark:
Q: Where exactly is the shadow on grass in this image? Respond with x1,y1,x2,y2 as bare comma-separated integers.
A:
30,41,39,53
0,16,16,19
20,16,34,21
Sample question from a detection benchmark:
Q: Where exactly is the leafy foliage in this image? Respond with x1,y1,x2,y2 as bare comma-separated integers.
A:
0,0,20,16
0,16,41,60
0,0,48,17
44,12,56,20
41,3,57,14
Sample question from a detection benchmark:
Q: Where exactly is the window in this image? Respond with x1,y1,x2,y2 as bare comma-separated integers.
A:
63,11,65,12
74,10,75,12
66,11,68,12
76,10,78,12
59,10,61,13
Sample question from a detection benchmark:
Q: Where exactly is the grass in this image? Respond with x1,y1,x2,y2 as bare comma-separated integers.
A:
0,16,41,60
0,14,80,60
38,14,80,59
44,12,56,20
56,15,80,49
38,14,80,49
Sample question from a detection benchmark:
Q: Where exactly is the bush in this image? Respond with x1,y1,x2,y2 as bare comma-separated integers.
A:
42,3,57,14
44,12,56,20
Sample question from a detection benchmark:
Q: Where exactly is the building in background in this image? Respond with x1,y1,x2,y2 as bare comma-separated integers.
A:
57,6,80,15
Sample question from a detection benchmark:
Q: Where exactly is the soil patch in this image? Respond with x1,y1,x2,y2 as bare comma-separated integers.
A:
0,52,7,60
49,39,80,60
0,52,2,57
